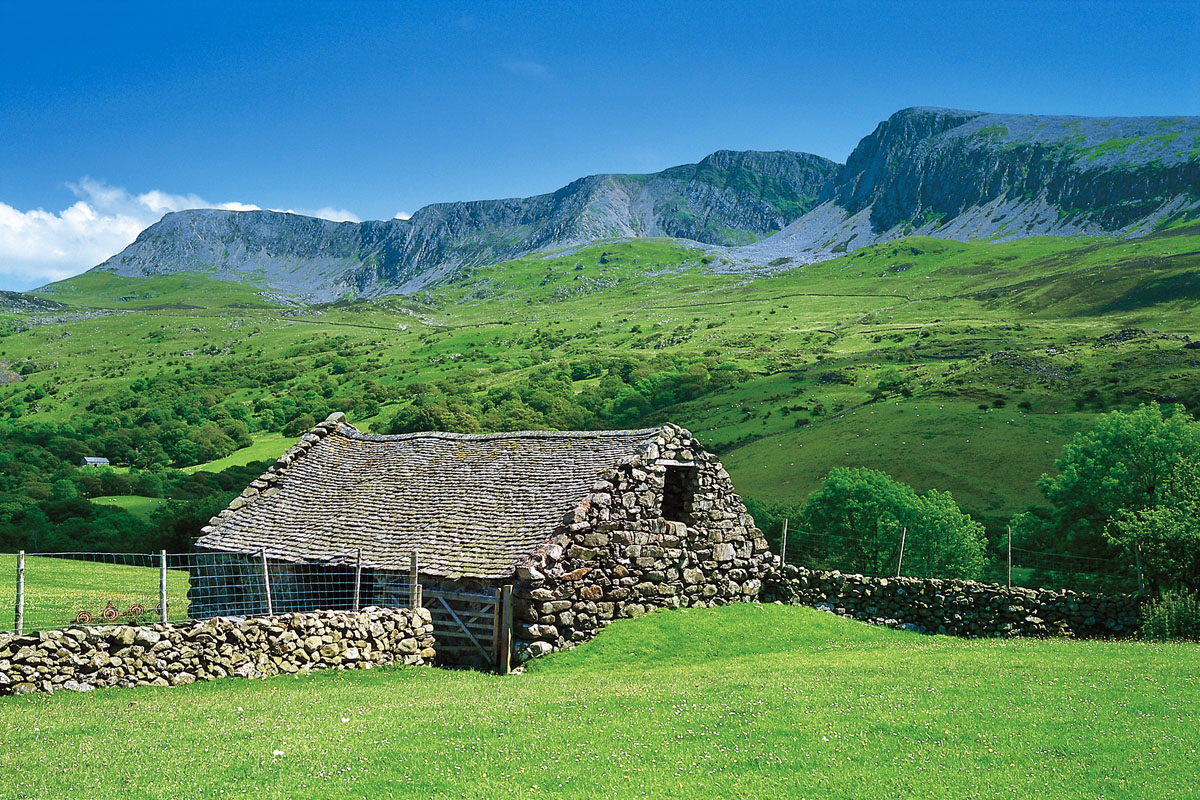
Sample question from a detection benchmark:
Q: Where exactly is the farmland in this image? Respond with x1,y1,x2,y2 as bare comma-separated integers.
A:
0,604,1195,799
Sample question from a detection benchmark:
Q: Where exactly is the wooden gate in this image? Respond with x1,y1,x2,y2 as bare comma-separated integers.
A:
422,586,513,674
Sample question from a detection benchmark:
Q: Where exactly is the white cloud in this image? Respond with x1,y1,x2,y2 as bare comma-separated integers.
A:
268,207,361,223
0,179,359,290
393,211,412,221
501,58,548,79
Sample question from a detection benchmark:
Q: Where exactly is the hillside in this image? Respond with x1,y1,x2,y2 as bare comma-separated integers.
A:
68,150,837,301
4,224,1199,551
1,605,1195,799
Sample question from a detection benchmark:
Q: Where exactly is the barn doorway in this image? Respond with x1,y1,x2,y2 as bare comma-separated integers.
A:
422,586,514,674
661,464,698,523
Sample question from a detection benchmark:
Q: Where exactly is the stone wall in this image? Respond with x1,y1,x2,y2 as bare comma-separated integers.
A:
763,564,1141,638
510,424,776,661
0,606,435,696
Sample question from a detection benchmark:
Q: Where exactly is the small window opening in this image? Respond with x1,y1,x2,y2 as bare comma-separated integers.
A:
661,465,697,523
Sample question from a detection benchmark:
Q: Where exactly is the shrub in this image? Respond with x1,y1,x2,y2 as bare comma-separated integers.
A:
1141,590,1200,641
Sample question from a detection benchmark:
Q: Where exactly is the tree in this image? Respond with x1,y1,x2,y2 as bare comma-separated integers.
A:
608,388,651,428
1107,459,1200,592
50,479,77,501
1021,404,1200,567
904,489,988,579
800,467,988,579
802,467,914,575
283,413,317,438
132,471,165,499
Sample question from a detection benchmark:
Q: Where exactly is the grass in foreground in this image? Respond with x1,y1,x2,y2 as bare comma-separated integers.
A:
0,554,190,631
0,605,1194,799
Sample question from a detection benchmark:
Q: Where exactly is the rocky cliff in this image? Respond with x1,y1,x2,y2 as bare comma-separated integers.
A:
92,150,837,300
748,107,1200,263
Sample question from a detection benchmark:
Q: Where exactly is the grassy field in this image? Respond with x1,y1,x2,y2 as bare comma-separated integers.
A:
183,433,292,474
89,495,173,521
0,605,1194,799
0,554,190,631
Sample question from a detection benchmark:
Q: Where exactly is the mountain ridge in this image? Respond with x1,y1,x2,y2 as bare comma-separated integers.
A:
52,107,1200,300
84,149,837,301
745,106,1200,264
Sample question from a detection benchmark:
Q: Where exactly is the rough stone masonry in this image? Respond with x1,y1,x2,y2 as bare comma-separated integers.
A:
762,564,1141,638
510,423,778,660
0,606,434,696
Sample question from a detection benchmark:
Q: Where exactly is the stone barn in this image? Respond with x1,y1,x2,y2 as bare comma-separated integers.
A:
194,413,775,666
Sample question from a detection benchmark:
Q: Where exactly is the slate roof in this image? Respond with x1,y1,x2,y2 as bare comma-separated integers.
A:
80,457,111,466
195,418,665,580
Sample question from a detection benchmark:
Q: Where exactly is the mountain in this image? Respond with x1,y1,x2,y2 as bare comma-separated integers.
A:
746,107,1200,263
60,107,1200,300
85,150,838,301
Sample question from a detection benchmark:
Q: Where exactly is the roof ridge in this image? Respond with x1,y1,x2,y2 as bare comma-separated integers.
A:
332,424,667,443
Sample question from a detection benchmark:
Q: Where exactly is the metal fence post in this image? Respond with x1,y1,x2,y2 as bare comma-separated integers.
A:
895,527,907,578
160,550,168,624
408,550,419,609
14,551,24,635
780,519,788,566
354,548,363,611
261,550,273,615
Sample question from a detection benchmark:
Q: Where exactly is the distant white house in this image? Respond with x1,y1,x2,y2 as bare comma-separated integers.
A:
80,457,111,467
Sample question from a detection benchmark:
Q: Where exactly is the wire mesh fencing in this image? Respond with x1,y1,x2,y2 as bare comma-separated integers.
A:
774,523,1138,593
2,549,421,634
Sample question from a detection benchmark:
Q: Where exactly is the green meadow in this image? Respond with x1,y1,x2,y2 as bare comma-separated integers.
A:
88,495,173,521
0,605,1195,800
0,554,191,630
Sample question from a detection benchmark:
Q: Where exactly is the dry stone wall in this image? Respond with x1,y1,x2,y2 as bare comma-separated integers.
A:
0,606,434,696
510,424,776,661
763,564,1141,638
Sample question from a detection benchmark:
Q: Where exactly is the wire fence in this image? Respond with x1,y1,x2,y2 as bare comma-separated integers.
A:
775,522,1138,594
2,550,421,634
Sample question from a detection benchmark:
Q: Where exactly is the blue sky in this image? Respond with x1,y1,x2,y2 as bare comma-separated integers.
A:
1,1,1196,289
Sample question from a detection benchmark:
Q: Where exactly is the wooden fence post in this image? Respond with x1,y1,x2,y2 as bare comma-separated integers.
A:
160,550,168,624
354,548,363,611
14,551,24,635
780,519,788,566
494,584,513,675
491,586,502,671
261,550,273,615
1135,542,1145,596
895,527,907,578
1007,526,1013,589
408,550,419,609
